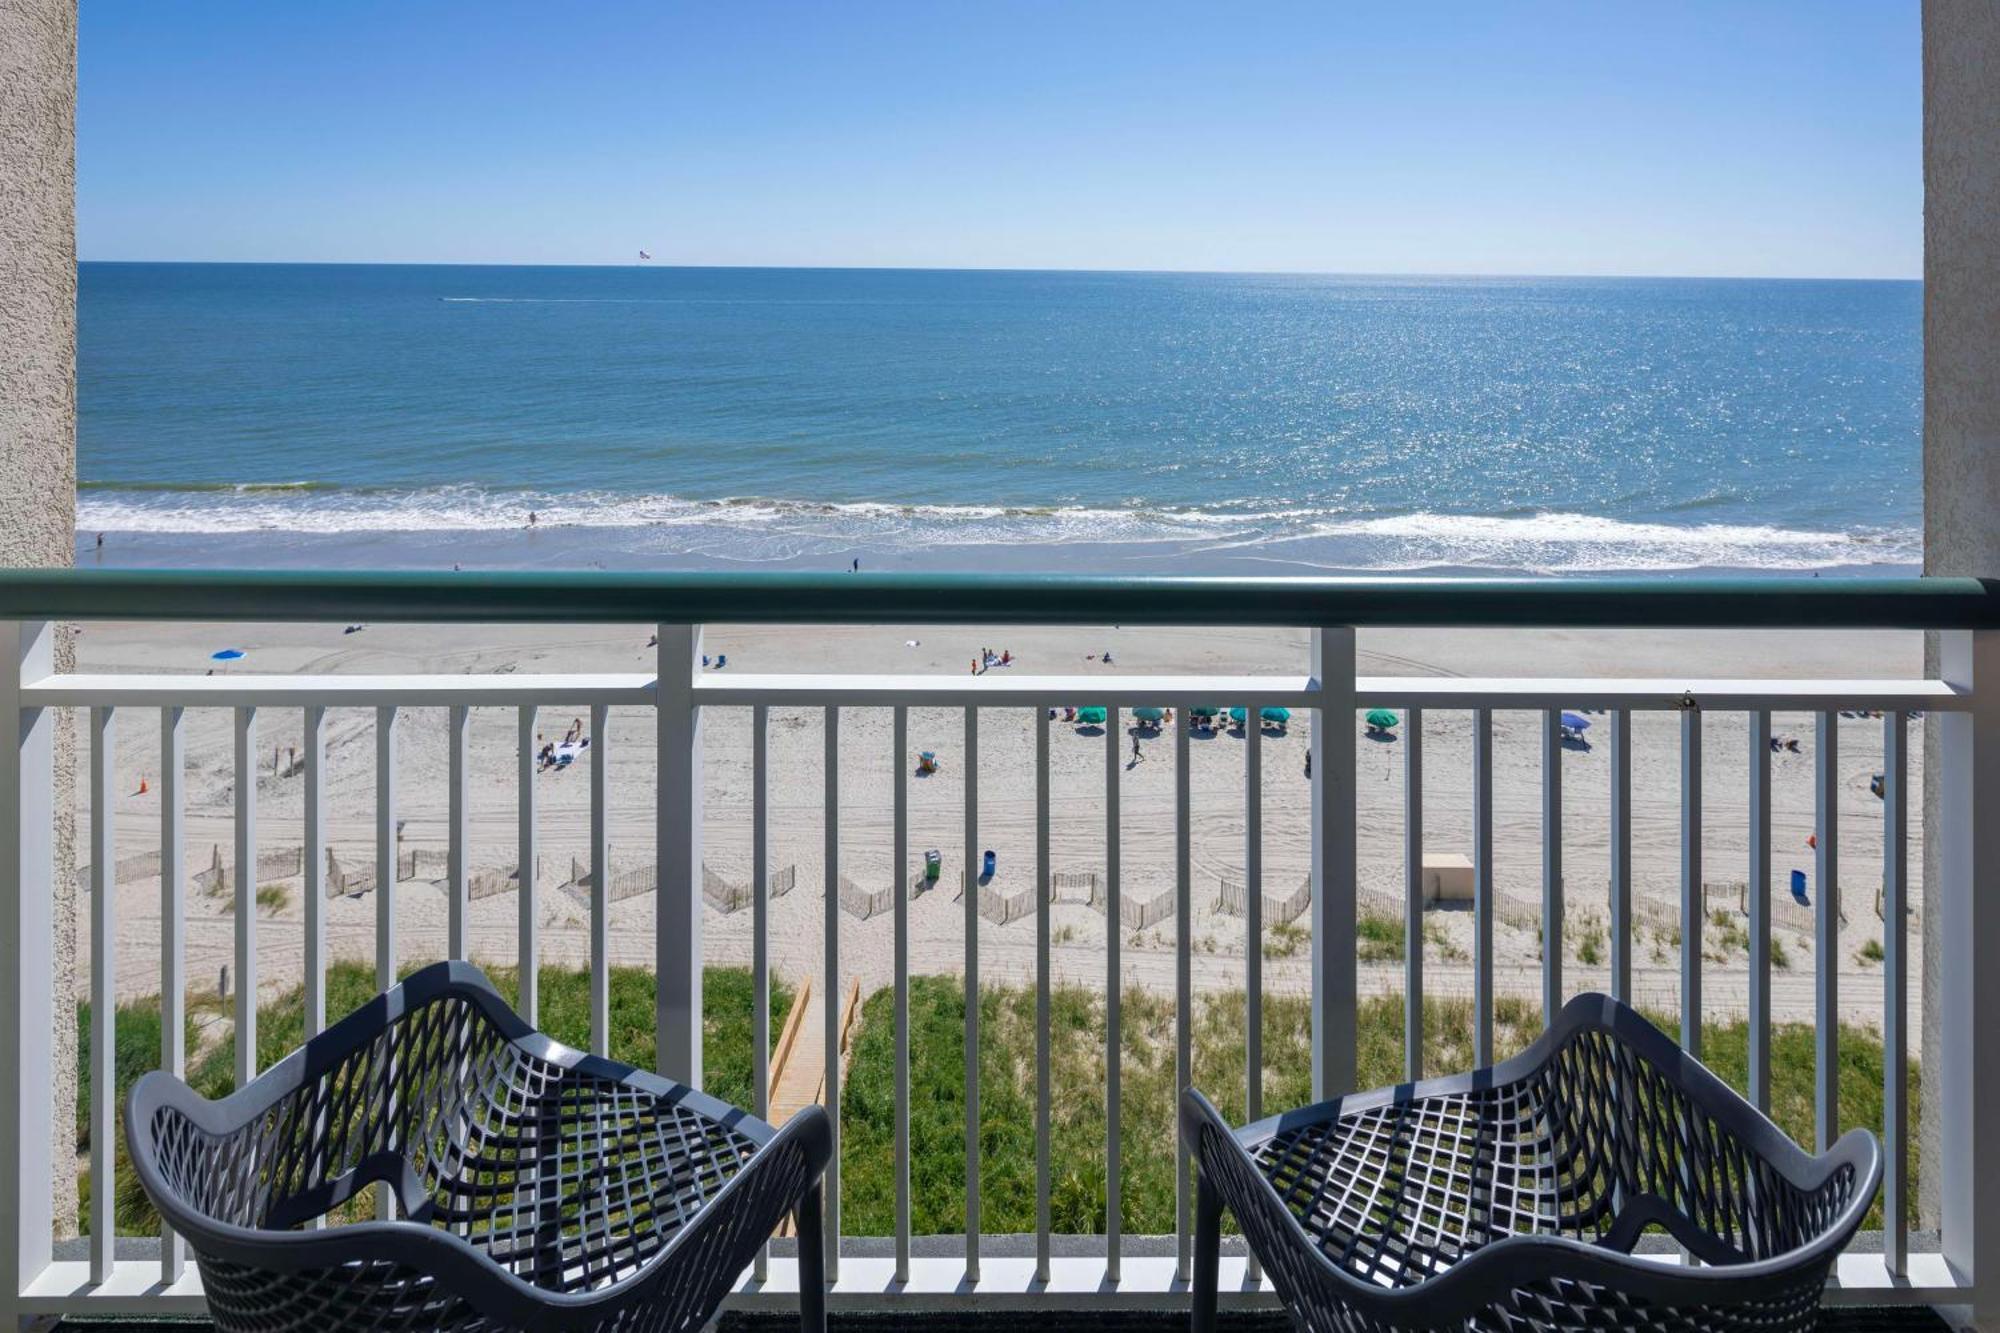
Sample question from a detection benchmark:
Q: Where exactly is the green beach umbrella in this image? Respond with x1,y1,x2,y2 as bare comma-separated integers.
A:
1190,706,1221,717
1075,706,1108,726
1228,706,1248,723
1365,708,1400,729
1133,706,1167,722
1260,706,1291,724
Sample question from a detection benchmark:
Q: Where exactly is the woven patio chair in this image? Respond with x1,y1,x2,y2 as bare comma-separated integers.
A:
1183,992,1879,1333
127,960,831,1333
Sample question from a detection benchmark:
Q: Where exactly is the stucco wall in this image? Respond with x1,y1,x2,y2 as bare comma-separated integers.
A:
0,0,79,1239
1921,0,2000,1234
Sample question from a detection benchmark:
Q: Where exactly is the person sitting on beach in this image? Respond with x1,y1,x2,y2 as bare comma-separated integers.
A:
1102,650,1114,664
1000,650,1012,667
538,742,555,770
564,717,583,745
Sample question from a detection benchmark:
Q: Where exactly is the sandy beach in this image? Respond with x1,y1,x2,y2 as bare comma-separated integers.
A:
67,618,1923,1032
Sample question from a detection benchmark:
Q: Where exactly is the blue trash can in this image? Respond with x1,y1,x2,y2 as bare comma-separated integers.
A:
982,850,997,879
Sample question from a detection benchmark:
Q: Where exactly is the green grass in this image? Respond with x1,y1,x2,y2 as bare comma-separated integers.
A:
83,963,1917,1241
1356,912,1403,962
1857,938,1885,965
80,961,789,1235
840,983,1918,1237
255,883,289,914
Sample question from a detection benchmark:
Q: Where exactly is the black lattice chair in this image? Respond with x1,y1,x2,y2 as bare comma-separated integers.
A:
126,960,831,1333
1183,992,1880,1333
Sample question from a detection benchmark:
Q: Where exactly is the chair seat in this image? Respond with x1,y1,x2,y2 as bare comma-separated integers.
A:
128,961,831,1333
1186,994,1880,1333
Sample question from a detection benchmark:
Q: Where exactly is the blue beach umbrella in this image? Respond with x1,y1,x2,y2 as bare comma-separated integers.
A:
210,648,246,662
1561,711,1590,732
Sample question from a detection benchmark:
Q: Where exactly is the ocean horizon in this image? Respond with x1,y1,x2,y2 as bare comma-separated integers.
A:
77,262,1922,577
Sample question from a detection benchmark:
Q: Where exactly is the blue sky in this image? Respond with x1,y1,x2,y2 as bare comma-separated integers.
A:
78,1,1920,278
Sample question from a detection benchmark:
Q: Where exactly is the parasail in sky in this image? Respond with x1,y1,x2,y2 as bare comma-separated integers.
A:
638,249,652,261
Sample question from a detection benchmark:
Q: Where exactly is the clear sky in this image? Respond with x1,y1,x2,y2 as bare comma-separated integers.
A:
77,1,1920,278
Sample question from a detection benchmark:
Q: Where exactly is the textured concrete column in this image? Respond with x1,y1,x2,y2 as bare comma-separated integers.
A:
0,0,79,1240
1921,0,2000,1238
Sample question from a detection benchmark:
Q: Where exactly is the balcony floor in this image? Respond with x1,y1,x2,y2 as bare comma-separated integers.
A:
46,1309,1956,1333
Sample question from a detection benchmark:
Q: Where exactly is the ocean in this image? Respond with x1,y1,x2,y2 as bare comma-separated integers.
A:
77,263,1922,576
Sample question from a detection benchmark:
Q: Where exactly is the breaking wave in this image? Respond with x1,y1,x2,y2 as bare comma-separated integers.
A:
76,484,1921,574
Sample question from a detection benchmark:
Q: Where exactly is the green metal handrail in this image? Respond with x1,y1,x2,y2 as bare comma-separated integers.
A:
0,568,1995,628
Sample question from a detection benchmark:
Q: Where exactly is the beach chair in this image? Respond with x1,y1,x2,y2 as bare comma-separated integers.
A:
126,961,831,1333
1185,992,1877,1333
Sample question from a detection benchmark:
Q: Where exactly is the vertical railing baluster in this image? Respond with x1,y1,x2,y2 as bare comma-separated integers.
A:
234,705,257,1086
1245,703,1265,1286
375,706,397,992
823,705,841,1282
1681,707,1702,1057
1814,710,1839,1151
589,702,610,1056
752,704,771,1282
1246,705,1265,1101
89,706,115,1284
893,704,911,1285
373,704,395,1222
1884,710,1908,1274
303,706,327,1038
1174,705,1193,1283
159,705,185,1283
655,624,705,1084
1748,711,1771,1112
1542,707,1563,1026
448,703,468,960
1610,708,1631,1004
964,706,980,1283
1308,629,1358,1101
1403,708,1422,1081
517,706,537,1025
1034,706,1052,1283
1104,704,1121,1283
1472,707,1494,1066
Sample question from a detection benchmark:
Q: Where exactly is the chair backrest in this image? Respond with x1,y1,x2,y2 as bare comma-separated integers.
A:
143,983,528,1232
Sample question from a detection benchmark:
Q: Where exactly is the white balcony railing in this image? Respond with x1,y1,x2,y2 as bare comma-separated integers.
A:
0,572,1995,1322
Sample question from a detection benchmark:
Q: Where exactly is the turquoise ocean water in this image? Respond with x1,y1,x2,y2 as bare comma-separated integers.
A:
77,263,1921,575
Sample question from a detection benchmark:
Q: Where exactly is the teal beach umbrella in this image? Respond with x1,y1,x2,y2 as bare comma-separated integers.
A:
1365,708,1400,729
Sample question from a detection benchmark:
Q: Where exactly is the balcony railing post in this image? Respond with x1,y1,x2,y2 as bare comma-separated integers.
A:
0,620,54,1314
656,623,704,1085
1309,626,1357,1101
1938,628,2000,1326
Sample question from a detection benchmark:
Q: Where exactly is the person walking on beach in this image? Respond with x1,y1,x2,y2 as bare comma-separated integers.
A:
1130,732,1143,765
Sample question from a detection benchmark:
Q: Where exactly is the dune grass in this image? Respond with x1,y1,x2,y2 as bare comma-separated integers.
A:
83,964,1913,1239
839,984,1917,1236
80,961,790,1235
